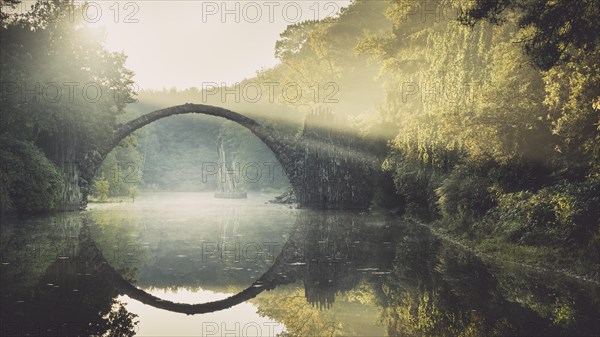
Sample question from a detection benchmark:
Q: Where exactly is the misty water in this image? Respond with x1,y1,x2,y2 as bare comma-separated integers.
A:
1,193,599,336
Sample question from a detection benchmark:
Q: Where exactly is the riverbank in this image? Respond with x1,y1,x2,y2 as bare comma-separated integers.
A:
407,217,600,285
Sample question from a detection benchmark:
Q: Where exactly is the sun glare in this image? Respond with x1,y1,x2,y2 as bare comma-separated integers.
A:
89,1,351,90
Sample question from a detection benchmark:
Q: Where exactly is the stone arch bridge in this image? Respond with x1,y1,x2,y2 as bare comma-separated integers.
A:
77,103,375,210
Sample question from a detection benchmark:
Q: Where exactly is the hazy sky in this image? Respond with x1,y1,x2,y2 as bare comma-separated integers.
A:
84,1,351,90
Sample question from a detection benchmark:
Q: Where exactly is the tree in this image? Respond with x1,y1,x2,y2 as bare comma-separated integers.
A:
1,0,137,212
0,0,18,24
93,175,110,202
459,0,600,70
101,301,139,337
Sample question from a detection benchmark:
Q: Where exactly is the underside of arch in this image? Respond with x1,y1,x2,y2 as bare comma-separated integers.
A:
77,104,302,206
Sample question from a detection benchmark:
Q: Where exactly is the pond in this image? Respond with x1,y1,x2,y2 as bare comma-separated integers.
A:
1,193,599,336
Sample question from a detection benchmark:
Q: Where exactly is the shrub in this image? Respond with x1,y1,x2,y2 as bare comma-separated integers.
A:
436,165,495,227
488,159,553,193
93,175,110,202
494,178,600,247
0,140,62,212
389,156,441,221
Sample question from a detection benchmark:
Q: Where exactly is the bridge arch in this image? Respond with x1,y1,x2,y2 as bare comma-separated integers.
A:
78,103,375,210
80,104,303,204
107,104,297,163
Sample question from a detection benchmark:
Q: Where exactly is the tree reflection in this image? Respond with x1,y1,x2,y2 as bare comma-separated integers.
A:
3,209,597,336
0,213,138,336
252,211,598,336
377,225,571,336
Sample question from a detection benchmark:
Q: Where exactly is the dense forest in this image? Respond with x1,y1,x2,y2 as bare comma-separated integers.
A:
1,0,598,275
1,0,136,210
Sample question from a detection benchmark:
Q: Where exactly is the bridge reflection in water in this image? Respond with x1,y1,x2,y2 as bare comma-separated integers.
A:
1,205,599,336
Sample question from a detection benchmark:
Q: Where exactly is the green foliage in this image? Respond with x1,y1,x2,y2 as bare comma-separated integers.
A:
1,0,137,212
101,301,139,337
493,178,600,248
370,170,405,210
0,140,61,212
254,287,344,337
95,133,144,197
131,113,221,192
459,0,600,70
542,49,600,174
384,150,443,220
488,159,553,193
353,0,599,265
93,174,110,202
436,166,495,225
1,1,136,147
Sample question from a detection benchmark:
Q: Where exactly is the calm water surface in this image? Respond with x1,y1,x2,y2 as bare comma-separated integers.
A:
1,193,599,336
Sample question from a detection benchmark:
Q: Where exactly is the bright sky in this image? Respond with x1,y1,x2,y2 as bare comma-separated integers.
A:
81,1,352,90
